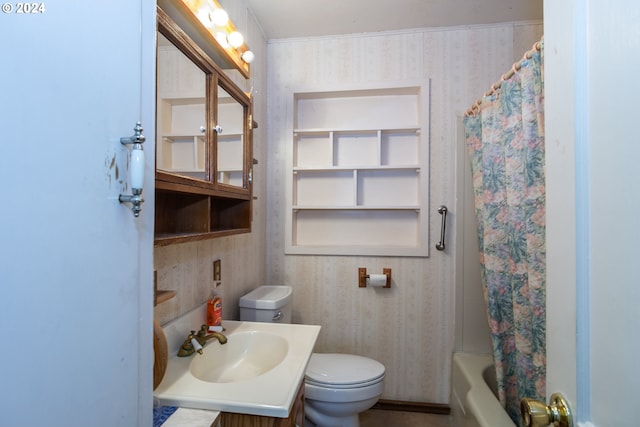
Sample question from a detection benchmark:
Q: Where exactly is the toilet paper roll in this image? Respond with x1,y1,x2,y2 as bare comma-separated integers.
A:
368,274,387,287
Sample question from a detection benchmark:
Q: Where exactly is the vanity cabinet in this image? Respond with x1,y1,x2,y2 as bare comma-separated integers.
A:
219,381,305,427
155,8,254,246
287,86,430,257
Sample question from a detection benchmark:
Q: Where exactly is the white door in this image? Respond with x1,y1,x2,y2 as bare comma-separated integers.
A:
0,2,155,426
545,1,640,426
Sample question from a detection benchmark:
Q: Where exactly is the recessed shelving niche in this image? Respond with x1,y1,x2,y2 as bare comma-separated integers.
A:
286,85,430,257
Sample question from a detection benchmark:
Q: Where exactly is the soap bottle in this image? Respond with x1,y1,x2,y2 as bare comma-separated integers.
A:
207,291,222,328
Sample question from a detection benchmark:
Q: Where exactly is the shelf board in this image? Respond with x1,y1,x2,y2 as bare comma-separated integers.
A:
155,290,177,306
293,165,420,172
286,244,427,257
292,205,420,211
154,228,251,247
294,126,420,134
162,133,203,139
159,96,206,104
159,168,206,173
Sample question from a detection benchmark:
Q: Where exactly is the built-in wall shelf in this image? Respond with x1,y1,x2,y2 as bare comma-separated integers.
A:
154,185,252,246
286,84,430,257
155,290,177,306
154,271,176,306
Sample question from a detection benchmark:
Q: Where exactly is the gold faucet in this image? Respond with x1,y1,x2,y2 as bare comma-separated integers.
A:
177,324,227,357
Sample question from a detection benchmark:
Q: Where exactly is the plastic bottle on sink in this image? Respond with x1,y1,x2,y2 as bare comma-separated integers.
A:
207,291,222,329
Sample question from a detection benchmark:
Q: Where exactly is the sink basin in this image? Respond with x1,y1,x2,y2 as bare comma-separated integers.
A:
154,317,320,417
189,331,289,383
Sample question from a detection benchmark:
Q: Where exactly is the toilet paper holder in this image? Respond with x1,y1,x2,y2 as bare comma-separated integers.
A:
358,268,391,288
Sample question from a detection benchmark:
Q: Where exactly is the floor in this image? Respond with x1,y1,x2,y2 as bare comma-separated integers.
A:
359,410,452,427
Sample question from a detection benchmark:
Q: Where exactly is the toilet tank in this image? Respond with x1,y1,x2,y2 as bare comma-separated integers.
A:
239,285,292,323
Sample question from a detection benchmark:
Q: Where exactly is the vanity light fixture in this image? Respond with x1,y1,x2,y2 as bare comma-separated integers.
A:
119,122,146,217
179,0,254,76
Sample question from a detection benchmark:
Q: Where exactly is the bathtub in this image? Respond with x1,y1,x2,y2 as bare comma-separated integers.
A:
451,353,516,427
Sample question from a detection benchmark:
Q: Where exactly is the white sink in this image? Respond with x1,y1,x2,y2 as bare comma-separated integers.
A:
189,331,289,383
154,311,320,418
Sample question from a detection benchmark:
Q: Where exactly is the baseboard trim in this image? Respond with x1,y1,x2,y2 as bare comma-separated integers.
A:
372,399,451,415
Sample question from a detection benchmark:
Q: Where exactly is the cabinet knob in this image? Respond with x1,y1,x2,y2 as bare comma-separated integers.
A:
214,125,223,134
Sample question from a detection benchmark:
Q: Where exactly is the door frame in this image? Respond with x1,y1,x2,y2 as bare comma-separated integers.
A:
544,0,583,418
138,3,158,425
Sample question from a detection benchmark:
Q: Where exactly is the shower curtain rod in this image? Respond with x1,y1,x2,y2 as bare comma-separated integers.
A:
465,38,543,117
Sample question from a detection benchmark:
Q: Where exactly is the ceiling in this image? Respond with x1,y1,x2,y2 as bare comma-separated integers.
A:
246,0,543,40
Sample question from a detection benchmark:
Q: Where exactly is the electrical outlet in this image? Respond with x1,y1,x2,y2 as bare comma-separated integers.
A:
213,259,221,281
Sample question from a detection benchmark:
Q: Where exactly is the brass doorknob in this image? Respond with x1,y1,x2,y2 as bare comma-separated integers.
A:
520,393,573,427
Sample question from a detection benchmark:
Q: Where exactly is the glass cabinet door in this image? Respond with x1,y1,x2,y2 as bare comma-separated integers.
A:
215,84,247,189
156,32,209,182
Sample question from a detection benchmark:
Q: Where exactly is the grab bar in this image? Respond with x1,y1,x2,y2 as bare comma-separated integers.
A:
435,205,448,251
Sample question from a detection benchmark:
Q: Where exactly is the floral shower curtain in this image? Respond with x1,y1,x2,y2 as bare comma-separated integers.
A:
463,43,545,424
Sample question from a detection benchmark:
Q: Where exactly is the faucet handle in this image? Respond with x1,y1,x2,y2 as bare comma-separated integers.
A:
196,325,209,339
177,331,200,357
190,337,204,355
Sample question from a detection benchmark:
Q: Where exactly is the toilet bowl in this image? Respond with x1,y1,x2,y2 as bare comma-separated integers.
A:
304,353,385,427
239,286,386,427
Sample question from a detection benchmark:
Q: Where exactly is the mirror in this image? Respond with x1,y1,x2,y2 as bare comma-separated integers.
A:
156,33,209,181
216,84,246,188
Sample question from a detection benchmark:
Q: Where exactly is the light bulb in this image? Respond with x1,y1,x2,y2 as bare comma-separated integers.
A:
195,5,215,29
211,8,229,27
215,31,230,48
227,31,244,48
241,50,255,63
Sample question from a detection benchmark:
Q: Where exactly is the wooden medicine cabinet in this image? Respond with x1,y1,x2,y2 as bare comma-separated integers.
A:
155,8,254,246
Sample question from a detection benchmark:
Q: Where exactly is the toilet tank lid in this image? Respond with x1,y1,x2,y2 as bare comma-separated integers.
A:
239,285,292,309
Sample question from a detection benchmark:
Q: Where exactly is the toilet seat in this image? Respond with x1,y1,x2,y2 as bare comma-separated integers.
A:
305,353,385,389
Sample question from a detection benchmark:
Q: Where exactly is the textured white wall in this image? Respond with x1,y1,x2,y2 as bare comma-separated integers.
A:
266,22,542,403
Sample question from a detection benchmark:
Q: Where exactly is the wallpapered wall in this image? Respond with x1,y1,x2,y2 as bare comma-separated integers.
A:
153,0,542,404
266,22,542,403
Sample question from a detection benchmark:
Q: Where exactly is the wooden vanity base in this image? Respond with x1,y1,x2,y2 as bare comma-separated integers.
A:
220,381,304,427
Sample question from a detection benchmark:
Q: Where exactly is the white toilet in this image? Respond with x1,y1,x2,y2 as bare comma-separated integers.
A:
239,286,385,427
